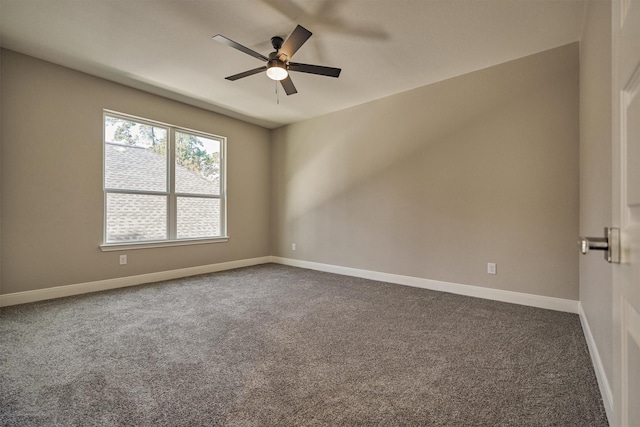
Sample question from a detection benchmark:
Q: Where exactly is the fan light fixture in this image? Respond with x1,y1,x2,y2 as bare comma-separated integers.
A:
212,25,342,96
267,60,288,81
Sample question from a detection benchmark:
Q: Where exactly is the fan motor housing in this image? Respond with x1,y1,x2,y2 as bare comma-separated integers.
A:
268,52,287,69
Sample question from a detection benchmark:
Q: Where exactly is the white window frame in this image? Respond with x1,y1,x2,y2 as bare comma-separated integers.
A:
100,110,228,251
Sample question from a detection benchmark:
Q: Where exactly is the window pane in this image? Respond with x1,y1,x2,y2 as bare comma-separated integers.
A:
106,193,167,242
177,197,220,239
175,131,220,195
105,116,167,192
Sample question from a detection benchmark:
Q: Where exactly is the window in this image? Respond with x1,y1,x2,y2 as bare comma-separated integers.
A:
103,112,226,248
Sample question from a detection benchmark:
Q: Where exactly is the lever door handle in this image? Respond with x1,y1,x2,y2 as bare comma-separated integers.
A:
579,227,620,263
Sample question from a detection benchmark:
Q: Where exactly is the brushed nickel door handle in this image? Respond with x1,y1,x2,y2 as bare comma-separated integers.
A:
579,227,620,263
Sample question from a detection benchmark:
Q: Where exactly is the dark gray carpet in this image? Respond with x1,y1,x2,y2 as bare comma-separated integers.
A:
1,263,607,426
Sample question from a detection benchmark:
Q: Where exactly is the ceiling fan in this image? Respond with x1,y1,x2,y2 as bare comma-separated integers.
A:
212,25,341,95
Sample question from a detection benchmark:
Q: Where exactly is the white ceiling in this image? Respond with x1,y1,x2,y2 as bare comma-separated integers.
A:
0,0,586,129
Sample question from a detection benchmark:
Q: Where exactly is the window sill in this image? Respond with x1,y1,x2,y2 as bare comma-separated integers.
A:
100,237,229,252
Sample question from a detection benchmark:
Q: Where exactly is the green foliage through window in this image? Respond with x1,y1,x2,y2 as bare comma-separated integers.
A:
105,116,219,181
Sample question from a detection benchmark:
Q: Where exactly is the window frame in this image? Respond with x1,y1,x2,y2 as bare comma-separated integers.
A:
100,110,228,251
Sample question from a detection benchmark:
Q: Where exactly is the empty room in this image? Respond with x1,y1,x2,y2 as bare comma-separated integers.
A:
1,0,638,425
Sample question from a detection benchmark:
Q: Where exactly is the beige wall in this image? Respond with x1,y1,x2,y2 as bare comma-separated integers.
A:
579,0,613,387
1,44,582,301
0,49,271,294
272,43,580,300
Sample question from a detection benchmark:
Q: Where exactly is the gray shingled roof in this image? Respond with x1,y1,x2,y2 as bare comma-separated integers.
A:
105,142,221,242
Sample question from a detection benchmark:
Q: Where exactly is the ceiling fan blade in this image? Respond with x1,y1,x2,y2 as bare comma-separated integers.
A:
225,66,267,81
279,25,312,60
280,75,298,95
289,62,341,78
212,34,269,62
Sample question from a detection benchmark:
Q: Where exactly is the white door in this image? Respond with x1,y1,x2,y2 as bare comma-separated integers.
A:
612,0,640,425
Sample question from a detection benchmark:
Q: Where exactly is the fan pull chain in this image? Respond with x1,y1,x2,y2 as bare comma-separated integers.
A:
275,80,280,104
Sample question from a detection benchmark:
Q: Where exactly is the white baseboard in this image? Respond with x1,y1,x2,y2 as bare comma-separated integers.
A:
271,257,580,313
0,256,272,307
578,303,614,425
2,255,580,314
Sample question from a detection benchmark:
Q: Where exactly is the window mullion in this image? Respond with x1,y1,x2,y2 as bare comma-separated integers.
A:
168,127,177,240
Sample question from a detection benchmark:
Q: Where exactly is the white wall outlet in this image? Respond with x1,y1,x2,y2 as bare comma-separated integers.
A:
119,255,127,265
487,262,497,275
292,243,296,251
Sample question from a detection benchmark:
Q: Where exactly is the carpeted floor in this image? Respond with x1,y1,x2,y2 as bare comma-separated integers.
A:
0,263,607,426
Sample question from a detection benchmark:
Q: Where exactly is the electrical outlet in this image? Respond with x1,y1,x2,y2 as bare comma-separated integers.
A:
292,243,296,251
487,262,496,275
119,255,127,265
